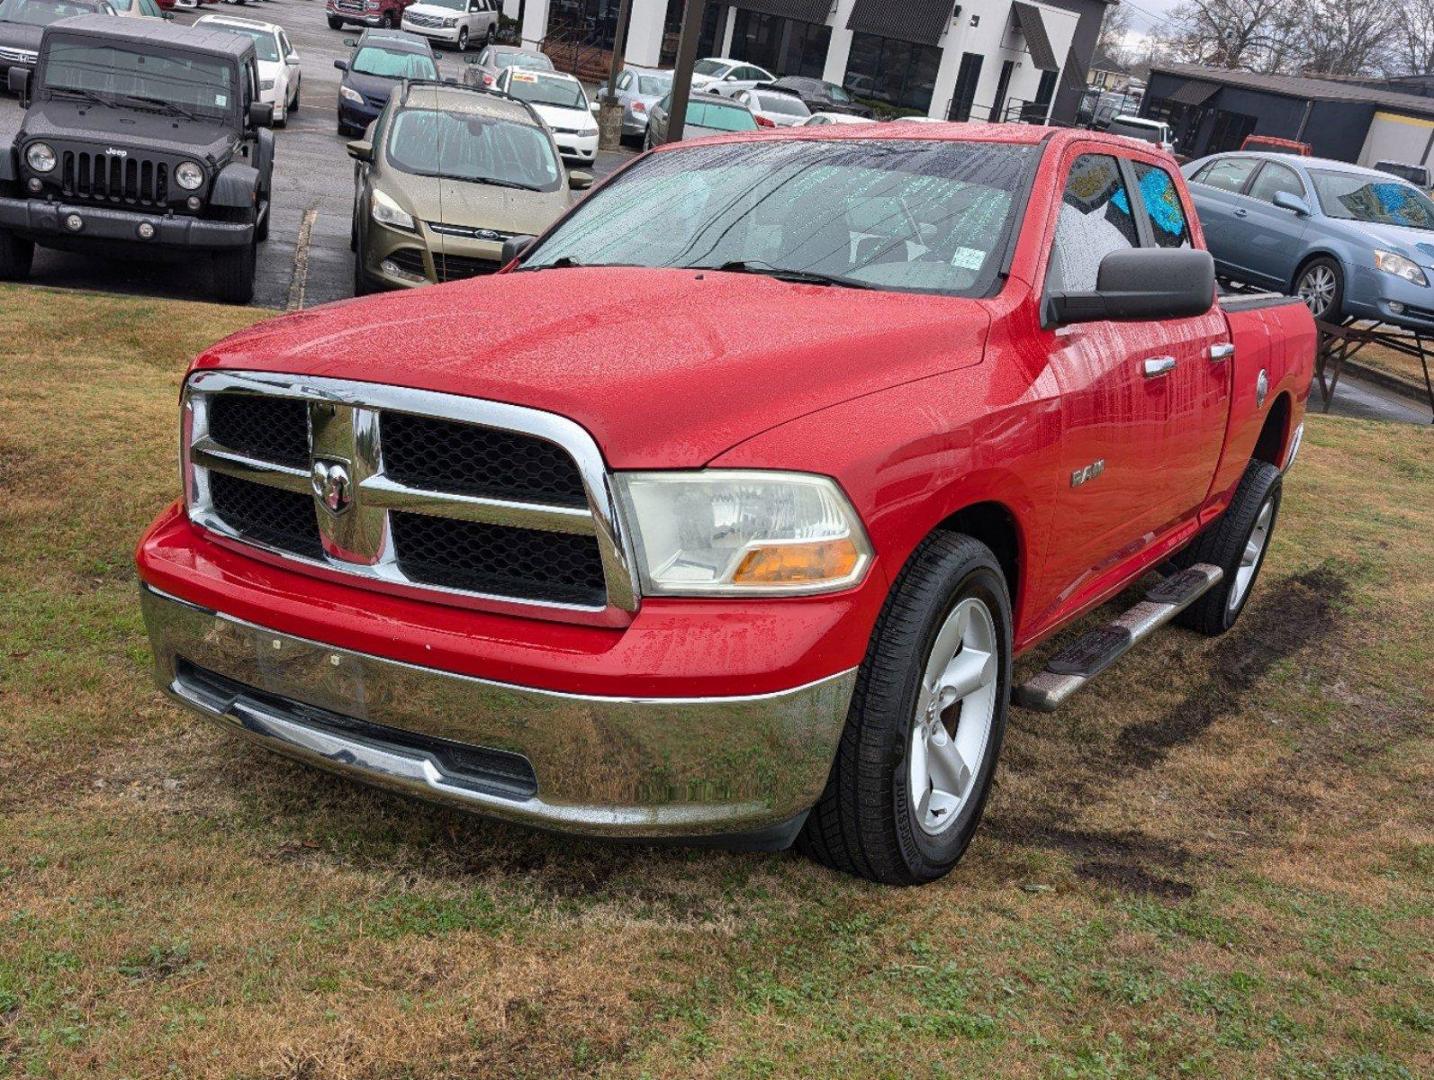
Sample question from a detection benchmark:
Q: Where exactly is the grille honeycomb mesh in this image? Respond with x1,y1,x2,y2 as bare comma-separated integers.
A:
208,394,309,468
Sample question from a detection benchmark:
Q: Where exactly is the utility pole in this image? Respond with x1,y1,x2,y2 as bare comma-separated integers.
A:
596,0,634,150
664,0,708,144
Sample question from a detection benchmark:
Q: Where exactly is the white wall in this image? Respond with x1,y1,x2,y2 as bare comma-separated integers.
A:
624,0,671,67
1358,112,1434,169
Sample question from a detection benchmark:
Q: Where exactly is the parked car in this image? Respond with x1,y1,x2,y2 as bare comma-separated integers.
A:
1373,159,1432,190
327,0,413,32
731,87,810,128
599,64,671,143
1105,114,1174,155
196,13,301,127
803,111,875,127
760,75,874,118
0,0,114,80
1239,134,1310,156
110,0,169,18
463,42,551,89
691,56,772,96
644,92,757,146
0,15,273,303
1184,151,1434,329
135,126,1313,886
335,29,437,136
495,67,597,166
348,80,584,293
400,0,497,52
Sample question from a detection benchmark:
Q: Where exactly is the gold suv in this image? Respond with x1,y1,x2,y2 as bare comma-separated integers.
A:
347,80,591,291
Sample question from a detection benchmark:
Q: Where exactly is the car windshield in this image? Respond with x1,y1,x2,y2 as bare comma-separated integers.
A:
525,139,1035,296
505,72,585,109
40,38,234,114
755,93,808,117
1310,170,1434,230
208,24,279,63
497,51,550,70
694,59,726,76
638,74,670,95
387,107,562,191
1107,119,1162,144
0,0,98,25
827,84,852,103
352,47,436,79
685,99,758,132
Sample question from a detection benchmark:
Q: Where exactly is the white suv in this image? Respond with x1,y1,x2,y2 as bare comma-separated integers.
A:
401,0,498,51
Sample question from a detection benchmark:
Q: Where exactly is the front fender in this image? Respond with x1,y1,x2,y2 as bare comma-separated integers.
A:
0,140,17,184
210,162,259,209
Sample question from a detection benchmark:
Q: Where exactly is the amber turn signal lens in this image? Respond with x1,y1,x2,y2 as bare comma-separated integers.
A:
732,540,861,586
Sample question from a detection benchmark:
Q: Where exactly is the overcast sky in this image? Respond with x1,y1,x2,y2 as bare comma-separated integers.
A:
1117,0,1184,53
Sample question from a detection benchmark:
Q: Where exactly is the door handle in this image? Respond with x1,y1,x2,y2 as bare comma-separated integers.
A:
1209,342,1236,362
1143,356,1177,378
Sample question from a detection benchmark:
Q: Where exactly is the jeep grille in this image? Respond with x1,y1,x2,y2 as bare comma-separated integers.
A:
181,372,638,620
59,150,172,208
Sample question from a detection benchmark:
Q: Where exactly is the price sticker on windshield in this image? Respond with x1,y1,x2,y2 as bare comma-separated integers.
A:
511,72,539,83
950,246,985,271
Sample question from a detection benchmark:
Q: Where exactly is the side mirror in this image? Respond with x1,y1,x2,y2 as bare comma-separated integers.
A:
287,54,301,66
346,139,373,162
334,59,348,72
248,101,274,128
568,170,594,191
501,234,537,265
589,99,601,113
1272,190,1311,216
8,67,30,99
1046,248,1215,326
343,37,357,47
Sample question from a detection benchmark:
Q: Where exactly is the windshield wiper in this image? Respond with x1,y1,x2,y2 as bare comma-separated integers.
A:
50,87,115,109
695,259,874,290
465,175,542,191
113,93,198,121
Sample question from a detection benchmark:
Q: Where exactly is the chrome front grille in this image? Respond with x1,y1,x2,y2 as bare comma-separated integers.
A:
182,372,637,620
404,11,445,27
0,46,37,66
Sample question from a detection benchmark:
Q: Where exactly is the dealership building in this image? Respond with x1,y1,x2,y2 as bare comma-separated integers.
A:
512,0,1111,124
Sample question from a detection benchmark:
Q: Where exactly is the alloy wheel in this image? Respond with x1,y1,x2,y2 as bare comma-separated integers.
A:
909,597,1000,836
1298,264,1337,319
1228,497,1274,614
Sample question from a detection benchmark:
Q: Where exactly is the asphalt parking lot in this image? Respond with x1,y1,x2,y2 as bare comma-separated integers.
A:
0,0,634,310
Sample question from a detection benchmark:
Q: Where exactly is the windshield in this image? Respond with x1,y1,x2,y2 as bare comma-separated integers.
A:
0,0,99,25
827,84,852,103
1310,170,1434,230
352,47,436,79
756,93,808,117
505,72,585,109
209,24,279,63
694,59,726,76
685,99,758,132
41,38,234,114
638,74,670,95
387,108,562,191
1107,119,1162,144
525,139,1034,296
497,51,551,71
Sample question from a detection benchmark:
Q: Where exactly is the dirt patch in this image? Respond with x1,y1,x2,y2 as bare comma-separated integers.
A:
1073,860,1195,899
1114,567,1349,770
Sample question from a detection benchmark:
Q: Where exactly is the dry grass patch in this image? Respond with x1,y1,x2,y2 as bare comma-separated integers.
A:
2,285,1431,1078
1356,341,1434,398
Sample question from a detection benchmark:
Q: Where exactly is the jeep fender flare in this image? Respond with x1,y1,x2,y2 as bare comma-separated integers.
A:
0,138,18,185
211,161,261,210
253,127,275,188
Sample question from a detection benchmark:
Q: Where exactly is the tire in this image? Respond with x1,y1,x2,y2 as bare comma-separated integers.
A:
1294,256,1343,323
457,27,469,51
1172,460,1282,636
255,195,270,244
353,227,375,296
290,81,300,114
485,23,495,44
327,15,342,29
798,533,1012,886
379,10,394,28
212,241,256,305
0,229,35,281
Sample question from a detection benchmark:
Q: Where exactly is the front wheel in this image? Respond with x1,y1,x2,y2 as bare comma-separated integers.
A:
212,237,257,305
1295,257,1343,323
327,15,343,29
0,229,35,280
798,533,1011,885
379,10,394,28
457,26,469,51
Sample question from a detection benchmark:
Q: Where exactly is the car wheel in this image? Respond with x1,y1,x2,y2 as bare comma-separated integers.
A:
327,15,343,29
1172,460,1282,636
1295,257,1343,323
212,238,257,305
485,23,495,44
457,27,469,51
353,228,375,296
0,229,35,281
379,10,394,28
291,80,300,114
797,533,1011,885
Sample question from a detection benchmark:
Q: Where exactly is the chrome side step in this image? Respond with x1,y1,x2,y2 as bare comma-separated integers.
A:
1012,563,1224,713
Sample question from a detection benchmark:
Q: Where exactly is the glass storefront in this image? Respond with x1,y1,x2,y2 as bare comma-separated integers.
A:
729,10,831,79
845,33,941,114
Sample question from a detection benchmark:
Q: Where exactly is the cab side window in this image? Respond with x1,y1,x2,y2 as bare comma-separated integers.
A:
1048,154,1140,293
1133,162,1191,249
1248,161,1305,205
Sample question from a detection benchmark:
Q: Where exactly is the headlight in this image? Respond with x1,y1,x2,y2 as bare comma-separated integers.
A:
340,85,364,104
1373,249,1428,287
615,471,872,596
260,78,275,92
370,188,415,232
175,161,204,191
443,15,457,26
25,142,56,173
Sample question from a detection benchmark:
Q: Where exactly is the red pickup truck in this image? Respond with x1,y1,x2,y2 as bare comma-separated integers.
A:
136,125,1314,886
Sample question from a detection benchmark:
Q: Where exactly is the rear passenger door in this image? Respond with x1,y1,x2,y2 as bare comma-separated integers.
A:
1185,156,1261,278
1238,159,1312,288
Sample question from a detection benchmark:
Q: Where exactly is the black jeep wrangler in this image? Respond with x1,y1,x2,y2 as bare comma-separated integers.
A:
0,16,275,304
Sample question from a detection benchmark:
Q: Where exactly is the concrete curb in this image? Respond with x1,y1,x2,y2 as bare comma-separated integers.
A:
1339,358,1432,407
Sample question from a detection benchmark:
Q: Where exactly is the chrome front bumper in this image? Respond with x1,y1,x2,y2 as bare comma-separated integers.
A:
140,584,855,845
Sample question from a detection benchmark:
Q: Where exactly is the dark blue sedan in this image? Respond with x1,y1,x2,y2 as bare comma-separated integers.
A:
335,29,438,137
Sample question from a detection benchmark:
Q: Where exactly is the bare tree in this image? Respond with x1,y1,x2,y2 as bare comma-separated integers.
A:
1094,3,1133,70
1391,0,1434,75
1298,0,1398,76
1159,0,1303,73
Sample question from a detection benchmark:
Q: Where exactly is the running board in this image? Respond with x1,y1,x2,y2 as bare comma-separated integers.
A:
1012,563,1224,713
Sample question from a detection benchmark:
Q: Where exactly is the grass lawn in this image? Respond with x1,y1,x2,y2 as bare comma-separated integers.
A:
1356,341,1433,398
1,285,1431,1079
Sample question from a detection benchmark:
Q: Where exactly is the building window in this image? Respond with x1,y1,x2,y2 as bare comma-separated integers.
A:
845,33,942,115
729,11,831,79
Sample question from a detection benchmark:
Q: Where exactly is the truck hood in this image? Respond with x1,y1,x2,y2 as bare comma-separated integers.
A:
376,173,569,235
20,98,237,158
193,267,991,467
0,23,42,52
